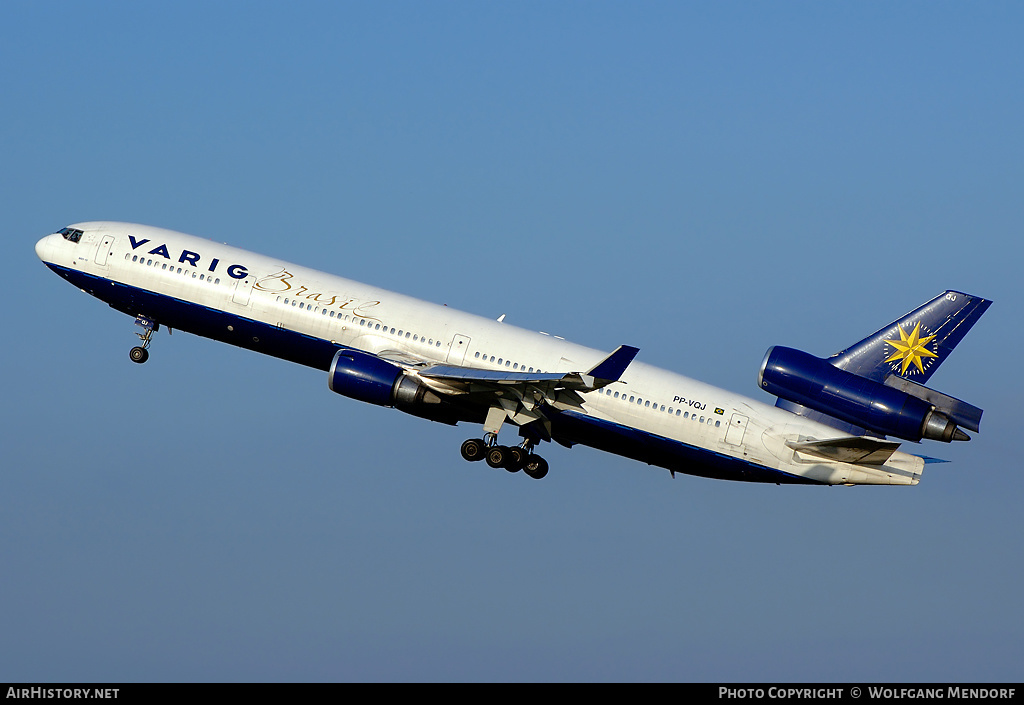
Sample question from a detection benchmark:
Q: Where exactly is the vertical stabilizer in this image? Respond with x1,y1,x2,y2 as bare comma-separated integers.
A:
828,291,991,384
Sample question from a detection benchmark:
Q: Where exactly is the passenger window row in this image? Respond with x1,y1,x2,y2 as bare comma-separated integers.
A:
594,387,721,427
127,253,221,285
472,351,544,374
275,296,443,348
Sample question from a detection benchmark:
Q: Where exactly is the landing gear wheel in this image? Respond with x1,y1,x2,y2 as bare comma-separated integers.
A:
523,455,549,480
460,438,486,462
504,446,526,472
485,445,509,469
129,346,149,364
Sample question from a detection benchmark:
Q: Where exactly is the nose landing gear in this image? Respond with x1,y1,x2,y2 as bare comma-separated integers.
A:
129,315,159,364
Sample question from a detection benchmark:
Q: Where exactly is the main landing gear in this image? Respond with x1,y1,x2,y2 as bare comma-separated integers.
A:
460,435,549,480
129,315,159,364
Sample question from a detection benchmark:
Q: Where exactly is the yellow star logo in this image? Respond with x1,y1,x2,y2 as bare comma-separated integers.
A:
884,322,939,375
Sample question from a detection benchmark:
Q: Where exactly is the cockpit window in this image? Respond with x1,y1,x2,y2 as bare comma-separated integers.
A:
58,227,84,243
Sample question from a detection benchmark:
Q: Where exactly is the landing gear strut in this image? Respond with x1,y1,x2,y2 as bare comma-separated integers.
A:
460,434,549,480
130,315,159,364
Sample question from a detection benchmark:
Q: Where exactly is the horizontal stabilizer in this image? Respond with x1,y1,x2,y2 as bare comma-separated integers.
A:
787,437,902,465
884,374,983,433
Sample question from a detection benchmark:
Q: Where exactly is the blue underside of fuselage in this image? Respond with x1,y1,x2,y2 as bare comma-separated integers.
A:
50,263,820,484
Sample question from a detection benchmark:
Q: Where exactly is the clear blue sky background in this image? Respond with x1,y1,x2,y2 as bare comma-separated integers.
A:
3,1,1022,682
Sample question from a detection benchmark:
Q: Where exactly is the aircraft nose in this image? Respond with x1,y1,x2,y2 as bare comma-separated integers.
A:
35,234,53,262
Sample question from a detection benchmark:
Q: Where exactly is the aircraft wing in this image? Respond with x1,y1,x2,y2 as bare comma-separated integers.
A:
411,345,640,428
376,348,438,368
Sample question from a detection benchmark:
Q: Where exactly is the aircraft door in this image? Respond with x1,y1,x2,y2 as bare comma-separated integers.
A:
447,334,471,365
94,234,115,266
725,413,748,446
232,274,255,306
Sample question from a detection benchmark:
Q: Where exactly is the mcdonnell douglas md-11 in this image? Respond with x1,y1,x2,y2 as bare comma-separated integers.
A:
36,222,991,485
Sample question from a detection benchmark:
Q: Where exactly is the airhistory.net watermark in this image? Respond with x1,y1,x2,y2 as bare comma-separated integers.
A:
6,689,118,699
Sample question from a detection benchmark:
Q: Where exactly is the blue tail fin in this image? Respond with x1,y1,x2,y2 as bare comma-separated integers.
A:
829,291,991,384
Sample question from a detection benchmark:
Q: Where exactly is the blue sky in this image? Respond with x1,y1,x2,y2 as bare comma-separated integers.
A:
3,1,1022,682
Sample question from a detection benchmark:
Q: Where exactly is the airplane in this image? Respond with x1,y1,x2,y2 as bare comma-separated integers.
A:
35,222,991,486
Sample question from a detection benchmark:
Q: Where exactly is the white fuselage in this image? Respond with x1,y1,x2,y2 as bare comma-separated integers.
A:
35,222,924,485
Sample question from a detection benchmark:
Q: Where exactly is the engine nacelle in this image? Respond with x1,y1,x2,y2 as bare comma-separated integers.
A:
759,346,965,442
328,349,462,425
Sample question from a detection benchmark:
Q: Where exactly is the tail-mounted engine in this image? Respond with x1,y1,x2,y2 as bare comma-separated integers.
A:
759,346,982,443
328,348,462,425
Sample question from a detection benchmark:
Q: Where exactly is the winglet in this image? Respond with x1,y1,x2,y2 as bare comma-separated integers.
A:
587,345,640,382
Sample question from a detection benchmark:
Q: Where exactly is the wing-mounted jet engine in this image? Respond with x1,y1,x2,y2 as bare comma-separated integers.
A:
328,348,465,426
760,290,991,443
